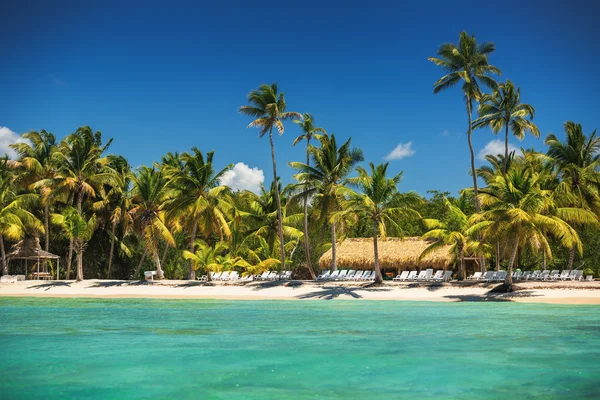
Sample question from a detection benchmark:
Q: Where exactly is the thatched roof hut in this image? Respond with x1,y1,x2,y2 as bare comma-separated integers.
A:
318,237,454,271
7,236,60,261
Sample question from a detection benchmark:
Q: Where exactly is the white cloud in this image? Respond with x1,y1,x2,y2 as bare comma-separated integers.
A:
384,142,415,161
0,126,27,159
478,139,517,160
441,129,450,137
220,162,264,193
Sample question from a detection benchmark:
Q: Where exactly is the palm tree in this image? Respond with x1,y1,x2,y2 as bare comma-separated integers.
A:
51,207,97,282
473,80,539,173
0,158,42,274
421,195,482,280
129,166,175,279
292,113,326,280
546,122,600,270
290,133,364,271
10,130,58,252
239,83,301,269
470,164,595,290
52,126,115,278
165,148,233,280
429,31,500,212
336,163,420,283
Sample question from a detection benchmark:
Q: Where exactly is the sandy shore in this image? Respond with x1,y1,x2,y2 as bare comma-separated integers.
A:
1,279,600,304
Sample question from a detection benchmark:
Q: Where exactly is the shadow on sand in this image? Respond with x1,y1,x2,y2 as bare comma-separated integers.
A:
28,281,72,291
296,283,391,300
444,290,541,302
89,280,149,288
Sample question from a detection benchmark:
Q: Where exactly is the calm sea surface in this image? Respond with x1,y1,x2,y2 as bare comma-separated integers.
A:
1,298,599,399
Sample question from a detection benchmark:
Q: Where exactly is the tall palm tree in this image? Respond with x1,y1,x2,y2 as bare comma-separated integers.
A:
429,31,500,212
421,195,482,280
545,122,600,270
129,166,175,279
473,80,539,173
337,163,421,283
292,113,326,279
470,164,595,290
51,207,97,282
0,158,42,274
10,130,57,251
290,133,364,271
239,83,301,269
165,148,233,280
52,126,115,279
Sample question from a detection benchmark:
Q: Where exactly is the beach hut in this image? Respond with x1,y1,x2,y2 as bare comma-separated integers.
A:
318,237,475,273
6,236,60,280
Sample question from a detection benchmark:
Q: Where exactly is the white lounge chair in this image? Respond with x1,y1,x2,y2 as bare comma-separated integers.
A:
0,275,17,283
345,270,356,280
335,270,348,280
585,275,594,281
228,271,239,281
211,271,223,280
219,271,231,281
256,271,270,280
539,270,551,280
327,270,340,280
405,271,418,281
569,270,583,281
393,271,409,281
414,270,427,281
430,270,443,281
266,271,279,280
480,271,495,281
362,271,375,281
467,271,482,280
520,271,531,280
495,271,507,281
352,271,365,281
197,274,208,281
279,271,292,280
433,270,453,282
144,271,157,281
317,270,331,281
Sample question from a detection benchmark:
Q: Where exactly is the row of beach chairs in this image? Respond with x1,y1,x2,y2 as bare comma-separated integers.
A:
197,270,292,282
392,269,453,282
317,269,377,281
468,270,592,281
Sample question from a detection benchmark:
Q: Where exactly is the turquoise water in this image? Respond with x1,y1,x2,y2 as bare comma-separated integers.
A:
1,298,599,399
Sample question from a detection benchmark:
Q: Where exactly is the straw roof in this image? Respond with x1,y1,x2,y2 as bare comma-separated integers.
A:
7,236,60,260
318,237,453,270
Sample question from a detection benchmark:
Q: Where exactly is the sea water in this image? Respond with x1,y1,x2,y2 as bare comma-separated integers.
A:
0,298,599,399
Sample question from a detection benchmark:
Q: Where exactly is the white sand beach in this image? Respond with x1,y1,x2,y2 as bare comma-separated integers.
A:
1,279,600,304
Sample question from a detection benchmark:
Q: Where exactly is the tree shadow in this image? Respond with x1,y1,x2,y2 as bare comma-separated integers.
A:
175,281,215,288
251,280,305,290
296,285,391,300
28,281,72,291
89,280,148,288
444,290,541,302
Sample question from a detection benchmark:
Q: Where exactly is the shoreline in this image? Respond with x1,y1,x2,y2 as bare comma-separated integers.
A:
1,279,600,304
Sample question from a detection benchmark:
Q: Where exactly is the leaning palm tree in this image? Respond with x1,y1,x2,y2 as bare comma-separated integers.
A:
473,80,539,173
421,195,482,280
129,166,175,279
10,130,57,252
469,165,596,290
290,133,364,271
545,122,600,270
429,32,500,212
239,83,301,269
292,113,326,279
165,148,233,280
51,207,97,282
335,163,421,283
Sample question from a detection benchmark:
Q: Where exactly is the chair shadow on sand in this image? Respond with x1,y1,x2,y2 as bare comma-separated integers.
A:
29,281,72,291
89,280,150,288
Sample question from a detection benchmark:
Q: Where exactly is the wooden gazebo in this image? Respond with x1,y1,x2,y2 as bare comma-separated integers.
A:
7,236,60,280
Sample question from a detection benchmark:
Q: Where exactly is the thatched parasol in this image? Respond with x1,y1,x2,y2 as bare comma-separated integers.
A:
318,237,454,271
7,236,60,279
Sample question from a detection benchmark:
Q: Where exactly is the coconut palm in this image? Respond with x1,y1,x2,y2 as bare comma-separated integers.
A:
10,130,58,252
0,158,42,274
51,207,97,282
335,162,420,283
473,80,539,173
292,113,326,279
545,122,600,270
165,148,233,280
239,83,301,269
290,133,364,271
129,166,175,279
421,195,482,280
469,165,596,290
183,240,247,281
429,32,500,212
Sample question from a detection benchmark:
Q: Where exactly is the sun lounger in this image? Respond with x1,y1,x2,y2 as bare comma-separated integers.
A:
467,271,482,280
393,271,409,281
197,274,208,281
362,271,375,281
266,271,279,280
279,271,292,280
548,270,560,280
569,270,583,281
539,270,551,280
527,270,540,280
345,270,356,280
585,275,594,281
405,271,418,281
495,271,507,281
352,271,365,281
433,270,453,282
219,271,231,281
520,271,531,280
430,270,443,281
240,274,254,281
144,271,157,281
328,270,340,281
414,270,427,281
557,270,570,280
1,275,17,283
480,271,495,281
317,270,331,281
228,271,239,281
335,270,348,280
212,271,223,280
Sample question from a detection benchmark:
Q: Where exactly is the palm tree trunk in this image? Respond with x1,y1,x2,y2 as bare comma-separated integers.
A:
303,141,315,280
495,239,500,271
567,246,575,272
75,243,84,281
44,204,50,252
373,221,383,284
503,121,510,174
457,244,465,280
134,249,148,279
542,250,547,270
66,238,73,279
330,223,337,271
153,248,164,279
187,223,198,280
506,235,520,288
107,218,117,279
467,98,486,272
268,127,286,270
0,235,7,275
161,243,169,271
460,254,465,281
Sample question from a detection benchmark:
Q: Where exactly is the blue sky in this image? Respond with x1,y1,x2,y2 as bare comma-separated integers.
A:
1,0,599,196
